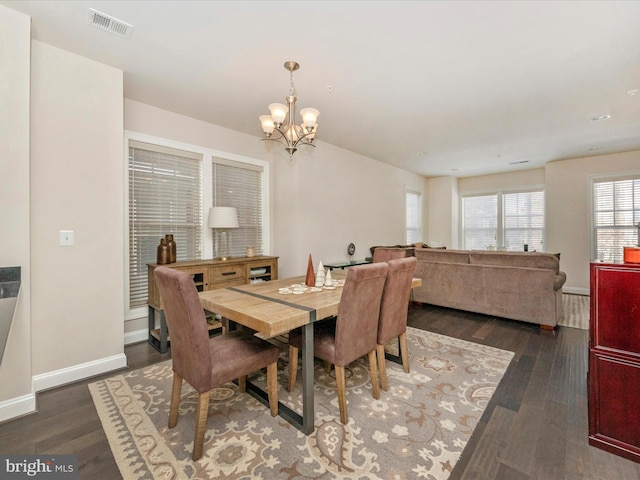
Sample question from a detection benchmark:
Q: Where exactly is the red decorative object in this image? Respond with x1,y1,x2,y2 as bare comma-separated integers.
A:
305,254,315,287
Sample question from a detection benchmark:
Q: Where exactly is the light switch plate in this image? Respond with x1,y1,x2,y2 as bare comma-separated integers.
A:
59,230,74,246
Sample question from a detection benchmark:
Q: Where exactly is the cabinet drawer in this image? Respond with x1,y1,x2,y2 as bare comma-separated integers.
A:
210,264,244,284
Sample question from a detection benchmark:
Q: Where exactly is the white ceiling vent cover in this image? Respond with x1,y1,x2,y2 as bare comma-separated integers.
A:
86,8,134,39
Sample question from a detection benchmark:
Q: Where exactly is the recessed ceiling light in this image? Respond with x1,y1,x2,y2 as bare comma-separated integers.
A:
416,152,428,157
451,168,459,172
591,114,611,121
588,146,601,151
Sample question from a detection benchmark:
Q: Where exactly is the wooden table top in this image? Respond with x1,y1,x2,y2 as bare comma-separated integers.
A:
199,273,421,339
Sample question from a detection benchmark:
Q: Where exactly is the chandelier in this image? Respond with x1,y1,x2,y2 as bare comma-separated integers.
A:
259,61,319,158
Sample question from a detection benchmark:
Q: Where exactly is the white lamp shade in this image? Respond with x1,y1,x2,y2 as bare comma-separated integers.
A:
259,115,275,134
268,103,288,124
300,107,319,128
208,207,239,228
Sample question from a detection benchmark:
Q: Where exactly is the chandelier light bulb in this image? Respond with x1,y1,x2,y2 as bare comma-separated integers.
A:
268,103,288,126
300,108,320,129
259,115,275,135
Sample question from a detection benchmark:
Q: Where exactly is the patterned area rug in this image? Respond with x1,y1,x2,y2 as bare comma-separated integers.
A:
89,327,513,480
559,294,590,330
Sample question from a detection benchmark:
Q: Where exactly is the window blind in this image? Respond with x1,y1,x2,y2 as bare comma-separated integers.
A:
462,194,497,250
405,190,422,244
129,142,203,309
213,159,263,257
462,190,545,251
593,176,640,263
503,190,545,251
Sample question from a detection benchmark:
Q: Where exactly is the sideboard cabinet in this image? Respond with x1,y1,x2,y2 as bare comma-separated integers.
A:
147,256,278,352
589,261,640,463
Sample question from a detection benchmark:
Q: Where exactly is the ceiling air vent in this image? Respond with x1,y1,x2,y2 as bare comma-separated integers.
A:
86,8,134,39
508,160,530,165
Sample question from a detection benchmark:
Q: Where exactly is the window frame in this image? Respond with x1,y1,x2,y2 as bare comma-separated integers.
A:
460,187,545,251
124,131,270,321
405,189,422,244
590,172,640,263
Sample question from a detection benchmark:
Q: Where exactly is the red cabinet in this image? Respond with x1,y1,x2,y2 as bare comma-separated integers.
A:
589,262,640,463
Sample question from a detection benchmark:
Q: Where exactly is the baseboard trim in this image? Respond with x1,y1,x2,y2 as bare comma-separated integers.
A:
563,287,590,296
32,353,127,392
124,328,147,345
0,393,36,423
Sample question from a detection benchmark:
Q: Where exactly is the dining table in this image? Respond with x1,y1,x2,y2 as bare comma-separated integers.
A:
199,271,421,435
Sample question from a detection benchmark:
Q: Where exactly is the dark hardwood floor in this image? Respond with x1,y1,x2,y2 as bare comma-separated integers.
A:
1,304,639,479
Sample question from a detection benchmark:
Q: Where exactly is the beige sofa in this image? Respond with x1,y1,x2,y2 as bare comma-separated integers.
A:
412,248,566,329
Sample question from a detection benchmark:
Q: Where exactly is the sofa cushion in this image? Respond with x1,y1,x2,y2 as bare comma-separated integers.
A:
415,248,470,264
468,251,560,272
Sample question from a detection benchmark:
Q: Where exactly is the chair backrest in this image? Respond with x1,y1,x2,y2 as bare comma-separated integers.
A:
334,262,388,366
153,267,212,392
377,256,417,344
372,247,407,263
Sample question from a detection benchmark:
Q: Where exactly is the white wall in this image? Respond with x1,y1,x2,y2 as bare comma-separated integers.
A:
30,41,125,380
426,176,459,248
0,6,32,418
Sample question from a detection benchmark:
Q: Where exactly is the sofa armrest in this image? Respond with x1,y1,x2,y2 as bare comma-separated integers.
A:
554,271,567,291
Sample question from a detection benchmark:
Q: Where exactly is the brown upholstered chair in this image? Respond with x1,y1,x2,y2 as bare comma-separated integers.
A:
154,266,279,461
376,256,417,390
372,247,407,263
288,262,388,424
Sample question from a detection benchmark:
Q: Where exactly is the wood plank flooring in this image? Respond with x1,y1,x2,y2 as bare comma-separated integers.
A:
1,304,639,479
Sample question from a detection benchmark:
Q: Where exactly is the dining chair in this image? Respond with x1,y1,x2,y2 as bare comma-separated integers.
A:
288,262,388,424
376,256,417,391
153,266,279,461
372,247,407,263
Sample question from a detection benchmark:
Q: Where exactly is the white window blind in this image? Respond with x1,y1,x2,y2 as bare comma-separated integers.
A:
129,141,203,309
213,159,263,257
406,190,422,244
462,190,544,251
462,194,497,250
503,191,545,251
593,176,640,263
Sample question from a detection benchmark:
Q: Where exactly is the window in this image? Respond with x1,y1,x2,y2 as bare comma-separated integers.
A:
462,189,545,251
212,159,264,257
406,190,422,244
593,175,640,263
128,141,203,309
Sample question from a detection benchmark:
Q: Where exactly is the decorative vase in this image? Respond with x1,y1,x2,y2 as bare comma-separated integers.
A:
246,246,255,257
305,254,316,287
157,238,170,265
165,234,177,263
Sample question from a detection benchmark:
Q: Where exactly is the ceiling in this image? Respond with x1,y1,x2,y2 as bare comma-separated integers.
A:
4,0,640,177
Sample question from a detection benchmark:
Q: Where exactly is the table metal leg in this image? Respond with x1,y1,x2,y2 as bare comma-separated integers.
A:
301,322,315,434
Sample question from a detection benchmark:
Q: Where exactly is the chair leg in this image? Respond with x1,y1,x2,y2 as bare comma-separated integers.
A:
368,350,380,400
399,332,410,373
335,365,348,424
168,372,183,429
238,375,247,392
288,345,299,392
376,344,388,391
192,391,210,461
267,362,278,416
324,361,332,373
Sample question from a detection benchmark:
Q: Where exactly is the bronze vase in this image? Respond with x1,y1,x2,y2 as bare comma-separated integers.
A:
165,234,177,263
157,238,170,265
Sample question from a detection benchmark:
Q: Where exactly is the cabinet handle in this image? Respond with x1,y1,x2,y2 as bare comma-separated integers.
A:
222,271,237,276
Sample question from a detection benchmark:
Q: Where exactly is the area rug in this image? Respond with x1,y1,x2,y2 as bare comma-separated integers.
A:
559,293,589,330
89,327,514,480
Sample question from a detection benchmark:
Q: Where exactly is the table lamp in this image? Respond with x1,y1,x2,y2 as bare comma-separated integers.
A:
208,207,239,260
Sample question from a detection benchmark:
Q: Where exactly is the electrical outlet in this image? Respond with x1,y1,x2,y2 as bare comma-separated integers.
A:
59,230,74,246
